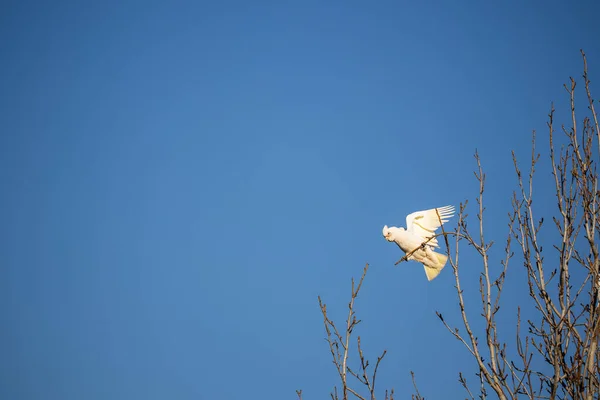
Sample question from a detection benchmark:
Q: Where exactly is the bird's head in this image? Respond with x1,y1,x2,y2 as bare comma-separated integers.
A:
383,225,403,242
382,225,393,242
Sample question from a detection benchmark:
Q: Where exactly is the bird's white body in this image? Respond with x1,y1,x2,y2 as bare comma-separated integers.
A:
383,205,454,281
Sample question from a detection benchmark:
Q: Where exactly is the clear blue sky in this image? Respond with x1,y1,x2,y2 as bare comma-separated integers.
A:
1,1,599,399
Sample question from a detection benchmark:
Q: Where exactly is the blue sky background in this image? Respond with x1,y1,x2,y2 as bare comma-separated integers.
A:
1,1,600,399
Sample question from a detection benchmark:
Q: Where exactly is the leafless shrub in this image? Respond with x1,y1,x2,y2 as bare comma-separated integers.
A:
313,264,392,400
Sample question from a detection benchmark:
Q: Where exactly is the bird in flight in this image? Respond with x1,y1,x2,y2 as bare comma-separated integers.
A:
382,205,455,281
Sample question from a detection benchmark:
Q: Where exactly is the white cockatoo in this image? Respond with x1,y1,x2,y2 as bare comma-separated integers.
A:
383,205,455,281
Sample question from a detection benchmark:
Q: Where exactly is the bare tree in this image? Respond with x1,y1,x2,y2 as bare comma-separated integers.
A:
300,50,599,399
434,50,600,399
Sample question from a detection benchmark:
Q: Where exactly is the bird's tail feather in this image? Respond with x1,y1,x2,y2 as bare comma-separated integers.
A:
435,252,448,267
423,252,448,281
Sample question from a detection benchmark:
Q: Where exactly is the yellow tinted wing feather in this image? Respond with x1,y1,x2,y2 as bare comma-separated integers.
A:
405,205,455,247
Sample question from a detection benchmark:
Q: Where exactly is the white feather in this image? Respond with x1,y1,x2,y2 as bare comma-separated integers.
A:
405,205,454,248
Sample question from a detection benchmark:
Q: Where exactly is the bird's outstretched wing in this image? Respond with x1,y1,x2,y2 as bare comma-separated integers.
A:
405,205,455,247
